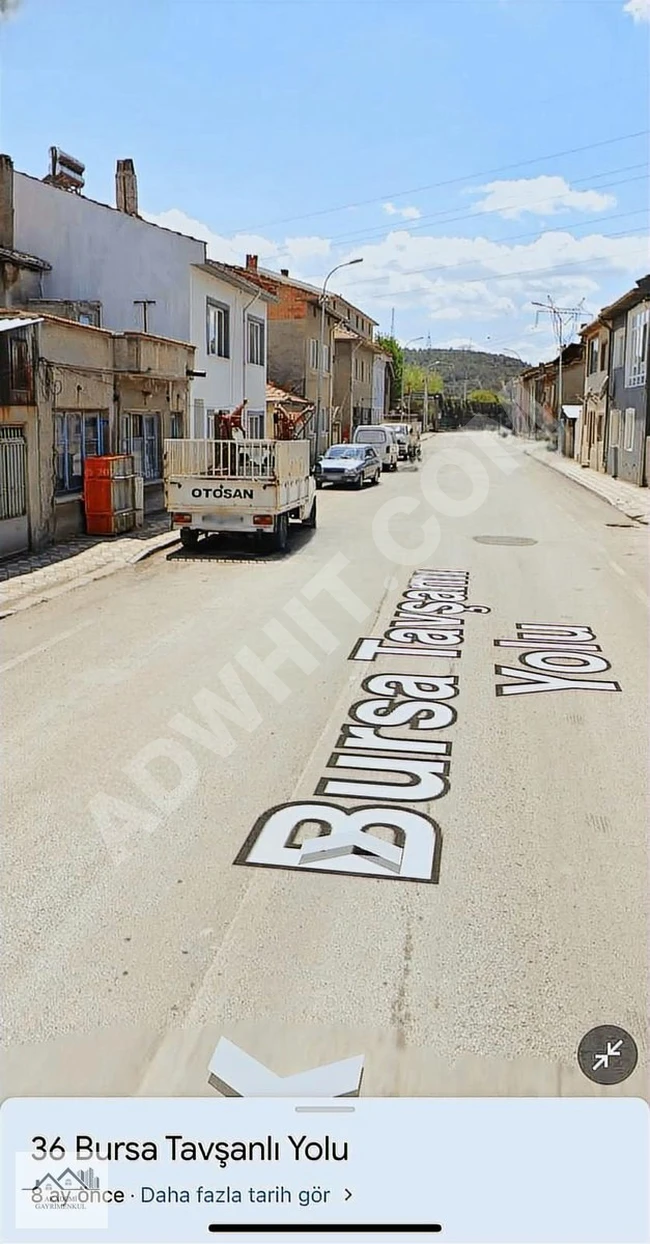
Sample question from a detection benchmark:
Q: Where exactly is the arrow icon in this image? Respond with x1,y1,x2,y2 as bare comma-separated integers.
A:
208,1038,364,1097
344,1189,352,1202
592,1039,623,1071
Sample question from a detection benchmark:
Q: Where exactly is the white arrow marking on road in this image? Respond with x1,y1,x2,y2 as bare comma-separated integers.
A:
299,827,402,873
208,1038,364,1097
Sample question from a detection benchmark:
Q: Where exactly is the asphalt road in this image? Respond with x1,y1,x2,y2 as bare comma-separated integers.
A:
2,432,648,1100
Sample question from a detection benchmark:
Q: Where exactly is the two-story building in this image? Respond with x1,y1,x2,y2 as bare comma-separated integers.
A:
1,152,276,450
599,275,650,486
0,310,194,556
237,260,344,451
578,318,610,471
331,327,392,440
236,258,382,451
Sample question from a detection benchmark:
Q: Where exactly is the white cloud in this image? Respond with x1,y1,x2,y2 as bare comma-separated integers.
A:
471,175,617,219
383,202,422,220
142,209,331,269
624,0,650,21
141,203,645,353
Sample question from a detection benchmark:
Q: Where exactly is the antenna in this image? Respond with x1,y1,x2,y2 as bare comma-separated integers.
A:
390,307,395,339
531,295,585,443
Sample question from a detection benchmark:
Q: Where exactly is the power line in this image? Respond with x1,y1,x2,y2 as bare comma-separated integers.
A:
231,129,649,233
320,214,648,296
308,205,649,292
363,244,649,303
280,165,648,255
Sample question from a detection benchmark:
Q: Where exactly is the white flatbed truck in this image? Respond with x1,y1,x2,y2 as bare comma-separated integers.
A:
164,437,317,554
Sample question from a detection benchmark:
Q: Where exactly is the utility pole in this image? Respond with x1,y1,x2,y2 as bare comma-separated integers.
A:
134,300,156,333
390,307,395,339
316,259,363,457
462,338,473,403
532,297,584,450
400,335,424,412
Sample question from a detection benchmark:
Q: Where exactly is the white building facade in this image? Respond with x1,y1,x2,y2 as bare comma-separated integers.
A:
12,162,273,442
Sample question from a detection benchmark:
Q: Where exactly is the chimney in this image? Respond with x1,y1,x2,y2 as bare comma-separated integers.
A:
246,254,258,271
0,154,15,250
280,268,289,277
115,159,139,217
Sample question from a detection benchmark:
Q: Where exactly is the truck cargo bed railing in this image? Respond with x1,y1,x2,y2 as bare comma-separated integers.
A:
164,439,276,480
164,438,311,483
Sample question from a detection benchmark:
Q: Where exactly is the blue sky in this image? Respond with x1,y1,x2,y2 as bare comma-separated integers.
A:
1,0,648,361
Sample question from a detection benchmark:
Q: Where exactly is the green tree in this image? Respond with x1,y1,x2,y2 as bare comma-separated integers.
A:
375,334,403,408
403,363,443,395
468,388,501,403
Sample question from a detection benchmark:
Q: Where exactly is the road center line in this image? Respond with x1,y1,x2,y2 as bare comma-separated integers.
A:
0,620,94,674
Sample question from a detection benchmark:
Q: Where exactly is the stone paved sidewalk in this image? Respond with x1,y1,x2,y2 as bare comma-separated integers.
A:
0,515,179,615
524,442,650,525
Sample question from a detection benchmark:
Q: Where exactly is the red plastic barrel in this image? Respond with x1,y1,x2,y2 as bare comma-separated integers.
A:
84,455,136,535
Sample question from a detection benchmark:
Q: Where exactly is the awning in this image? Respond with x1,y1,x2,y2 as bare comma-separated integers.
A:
561,405,581,420
0,316,44,332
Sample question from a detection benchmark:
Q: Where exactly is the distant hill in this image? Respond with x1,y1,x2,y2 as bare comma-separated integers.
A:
404,347,530,399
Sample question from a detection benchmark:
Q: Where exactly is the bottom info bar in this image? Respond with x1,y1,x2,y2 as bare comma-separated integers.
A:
1,1098,648,1244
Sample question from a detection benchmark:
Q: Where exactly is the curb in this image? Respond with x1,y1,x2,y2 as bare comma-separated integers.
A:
127,532,181,564
0,530,181,617
524,448,650,526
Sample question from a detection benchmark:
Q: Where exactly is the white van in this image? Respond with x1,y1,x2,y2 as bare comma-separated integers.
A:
352,424,399,471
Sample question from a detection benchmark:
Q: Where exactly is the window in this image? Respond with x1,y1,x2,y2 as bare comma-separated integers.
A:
587,338,599,375
309,338,319,370
9,336,32,394
246,410,265,438
609,408,620,447
625,305,649,387
322,343,330,373
624,408,635,452
206,300,230,358
248,317,265,366
55,411,109,494
612,328,625,371
121,412,162,480
170,413,184,439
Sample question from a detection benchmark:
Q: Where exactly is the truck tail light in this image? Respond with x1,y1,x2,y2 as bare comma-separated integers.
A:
253,515,273,527
172,513,192,525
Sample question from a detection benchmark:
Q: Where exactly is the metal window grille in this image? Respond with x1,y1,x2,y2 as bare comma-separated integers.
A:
0,426,27,520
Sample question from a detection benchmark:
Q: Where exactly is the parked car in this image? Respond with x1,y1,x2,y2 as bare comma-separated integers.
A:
381,422,409,460
352,425,399,471
315,444,382,489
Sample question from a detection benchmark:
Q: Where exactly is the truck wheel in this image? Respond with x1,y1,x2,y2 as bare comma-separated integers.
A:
180,528,200,550
267,512,289,553
303,498,317,529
